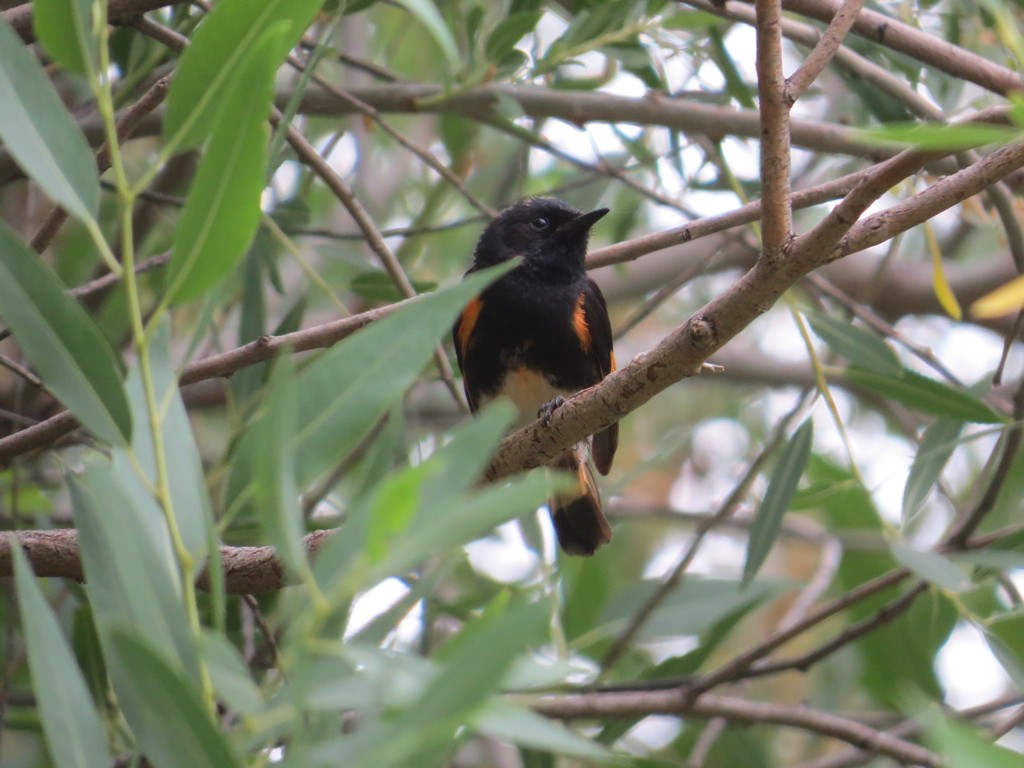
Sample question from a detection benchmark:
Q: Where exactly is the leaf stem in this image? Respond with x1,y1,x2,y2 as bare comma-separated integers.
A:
91,3,215,714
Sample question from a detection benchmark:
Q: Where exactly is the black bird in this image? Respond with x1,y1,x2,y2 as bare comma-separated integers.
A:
452,197,618,555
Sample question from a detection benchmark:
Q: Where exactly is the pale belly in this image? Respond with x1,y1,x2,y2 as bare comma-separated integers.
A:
480,366,571,427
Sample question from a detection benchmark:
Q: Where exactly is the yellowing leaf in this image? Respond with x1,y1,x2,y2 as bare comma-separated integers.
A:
971,273,1024,319
925,221,962,321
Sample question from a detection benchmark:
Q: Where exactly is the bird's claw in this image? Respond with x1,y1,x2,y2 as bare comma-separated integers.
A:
538,396,565,426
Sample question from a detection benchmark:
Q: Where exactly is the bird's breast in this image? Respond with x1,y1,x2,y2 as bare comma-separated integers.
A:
480,366,568,426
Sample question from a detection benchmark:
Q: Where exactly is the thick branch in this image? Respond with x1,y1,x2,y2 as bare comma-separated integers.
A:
755,0,793,257
0,528,334,593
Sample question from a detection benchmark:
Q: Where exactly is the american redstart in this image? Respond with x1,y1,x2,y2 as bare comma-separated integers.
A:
452,197,618,555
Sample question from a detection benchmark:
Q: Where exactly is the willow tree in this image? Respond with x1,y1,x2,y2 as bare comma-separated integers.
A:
0,0,1022,766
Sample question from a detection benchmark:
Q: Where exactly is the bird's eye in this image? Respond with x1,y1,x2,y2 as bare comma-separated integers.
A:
529,217,550,231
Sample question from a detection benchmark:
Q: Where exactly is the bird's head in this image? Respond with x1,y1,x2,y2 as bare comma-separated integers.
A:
472,197,608,277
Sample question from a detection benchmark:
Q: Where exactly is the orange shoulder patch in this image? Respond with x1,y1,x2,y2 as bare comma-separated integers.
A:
573,292,591,353
457,296,483,357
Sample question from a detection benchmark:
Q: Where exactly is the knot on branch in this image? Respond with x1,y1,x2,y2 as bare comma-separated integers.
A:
688,317,716,350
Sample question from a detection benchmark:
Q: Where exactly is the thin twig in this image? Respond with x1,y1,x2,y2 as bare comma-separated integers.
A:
784,0,864,102
526,689,940,766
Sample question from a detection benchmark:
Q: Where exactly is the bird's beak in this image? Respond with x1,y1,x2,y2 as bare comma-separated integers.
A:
558,207,609,237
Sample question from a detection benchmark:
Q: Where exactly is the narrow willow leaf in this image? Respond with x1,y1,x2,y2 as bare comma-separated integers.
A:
107,628,243,768
293,263,514,487
476,702,611,761
856,122,1021,150
164,25,283,304
921,701,1024,768
0,18,98,221
743,420,813,584
971,272,1024,319
983,613,1024,692
118,319,211,567
484,11,542,63
0,222,130,444
33,0,97,76
891,544,967,591
201,631,265,718
70,465,199,681
12,549,112,768
844,368,1005,424
924,221,962,320
163,0,324,149
950,550,1024,570
601,578,783,641
902,419,964,525
415,596,547,722
807,312,901,375
393,0,460,69
369,472,552,582
251,356,306,574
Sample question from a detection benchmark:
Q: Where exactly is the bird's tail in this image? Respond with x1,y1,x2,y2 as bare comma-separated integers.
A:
549,446,612,556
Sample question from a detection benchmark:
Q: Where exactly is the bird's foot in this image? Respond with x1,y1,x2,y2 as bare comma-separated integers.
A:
538,396,565,426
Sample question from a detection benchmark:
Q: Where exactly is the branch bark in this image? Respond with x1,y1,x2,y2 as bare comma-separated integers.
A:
755,0,793,258
526,689,939,766
1,0,190,41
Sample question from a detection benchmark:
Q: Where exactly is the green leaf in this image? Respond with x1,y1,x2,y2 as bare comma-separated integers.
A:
844,368,1006,424
164,26,281,304
393,0,460,69
33,0,97,75
902,419,964,525
743,420,813,584
201,631,265,718
662,11,727,29
365,464,432,564
857,122,1021,150
601,577,784,641
293,263,514,487
13,549,112,768
107,628,243,768
349,271,437,302
920,701,1023,768
0,17,98,222
476,701,611,761
950,550,1024,570
418,401,517,506
163,0,324,149
807,312,901,376
70,465,199,681
983,617,1024,693
0,221,130,444
251,356,307,574
118,318,211,567
418,595,547,721
890,544,967,591
369,472,552,583
484,11,542,63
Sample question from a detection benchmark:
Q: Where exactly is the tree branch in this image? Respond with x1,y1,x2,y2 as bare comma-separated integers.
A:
525,689,939,766
1,0,190,42
784,0,864,102
755,0,793,258
749,0,1024,95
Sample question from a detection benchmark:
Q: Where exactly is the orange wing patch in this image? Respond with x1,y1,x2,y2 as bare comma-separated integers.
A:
609,350,617,371
457,296,483,358
573,292,591,353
